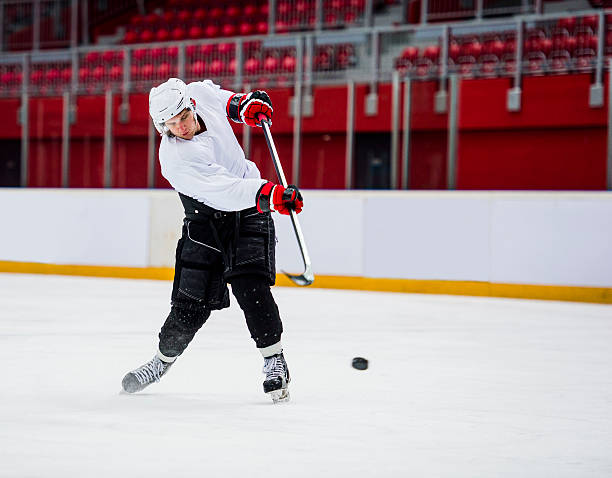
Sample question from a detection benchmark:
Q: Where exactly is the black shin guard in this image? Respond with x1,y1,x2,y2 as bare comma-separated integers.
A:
230,274,283,349
158,304,211,358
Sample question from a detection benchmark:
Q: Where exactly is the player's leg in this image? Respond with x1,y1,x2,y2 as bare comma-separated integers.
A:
230,273,290,402
122,220,227,393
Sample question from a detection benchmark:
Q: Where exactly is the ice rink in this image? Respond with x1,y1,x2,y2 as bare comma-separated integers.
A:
0,273,611,477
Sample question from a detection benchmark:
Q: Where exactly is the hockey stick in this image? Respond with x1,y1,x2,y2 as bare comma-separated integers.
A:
257,114,314,286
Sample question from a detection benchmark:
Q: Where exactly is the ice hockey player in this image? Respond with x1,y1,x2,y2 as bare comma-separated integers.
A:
121,78,303,403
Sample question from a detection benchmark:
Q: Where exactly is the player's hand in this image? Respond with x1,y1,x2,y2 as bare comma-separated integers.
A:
239,90,273,127
256,182,303,215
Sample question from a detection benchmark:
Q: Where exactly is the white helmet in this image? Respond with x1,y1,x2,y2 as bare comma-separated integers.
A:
149,78,195,135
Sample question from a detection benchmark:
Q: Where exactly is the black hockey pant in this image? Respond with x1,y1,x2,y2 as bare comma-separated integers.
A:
158,274,283,357
158,198,283,358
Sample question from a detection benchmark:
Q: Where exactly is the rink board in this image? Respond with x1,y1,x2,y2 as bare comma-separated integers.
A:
0,189,610,303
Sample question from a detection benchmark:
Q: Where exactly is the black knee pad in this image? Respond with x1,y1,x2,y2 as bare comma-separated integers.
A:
230,274,283,348
158,304,211,357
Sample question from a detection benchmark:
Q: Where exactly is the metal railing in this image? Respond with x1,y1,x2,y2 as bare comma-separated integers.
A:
0,9,609,98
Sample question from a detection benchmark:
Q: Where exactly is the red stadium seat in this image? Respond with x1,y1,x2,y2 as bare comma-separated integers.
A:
61,67,72,82
210,7,223,20
123,31,138,44
278,1,290,15
264,56,280,73
209,59,224,76
483,39,504,58
162,11,175,23
401,46,419,62
229,59,236,75
218,43,234,55
448,41,461,61
150,47,164,61
194,8,206,21
466,41,482,59
190,60,206,76
226,5,241,18
527,53,546,74
200,43,215,56
275,20,289,33
130,64,140,79
1,71,15,84
344,11,357,25
177,10,190,22
133,48,148,62
101,50,116,63
550,51,571,73
243,4,257,16
244,57,260,75
539,38,553,56
144,13,158,25
282,55,296,72
315,50,332,70
45,68,60,83
189,26,203,39
92,66,105,81
423,45,440,61
30,69,43,84
581,15,599,33
166,47,178,59
156,29,169,42
140,30,154,43
84,51,100,64
557,16,577,34
186,45,198,57
140,64,154,79
240,22,254,36
109,65,123,81
324,13,338,26
257,22,268,34
205,24,219,38
222,24,236,37
171,27,185,41
78,66,90,82
481,59,499,76
157,63,171,77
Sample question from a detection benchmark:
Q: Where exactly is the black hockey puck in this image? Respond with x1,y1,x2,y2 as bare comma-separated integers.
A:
352,357,368,370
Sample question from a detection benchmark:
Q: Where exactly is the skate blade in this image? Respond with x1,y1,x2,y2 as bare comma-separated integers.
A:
268,388,290,403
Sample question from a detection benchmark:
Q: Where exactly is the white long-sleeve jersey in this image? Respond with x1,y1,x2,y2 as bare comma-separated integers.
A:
158,80,267,212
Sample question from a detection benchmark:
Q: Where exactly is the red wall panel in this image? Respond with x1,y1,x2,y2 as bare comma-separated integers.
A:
27,97,63,186
113,138,149,188
408,131,448,189
460,74,608,129
458,128,607,190
69,138,104,188
300,133,346,189
0,99,21,139
29,139,62,187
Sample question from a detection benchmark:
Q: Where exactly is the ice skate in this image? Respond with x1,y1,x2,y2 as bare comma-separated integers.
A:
263,352,291,403
121,355,174,393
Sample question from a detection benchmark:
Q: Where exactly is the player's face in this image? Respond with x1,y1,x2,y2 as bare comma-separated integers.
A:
165,108,198,139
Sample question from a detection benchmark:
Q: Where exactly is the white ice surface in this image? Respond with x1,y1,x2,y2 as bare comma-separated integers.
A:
0,273,611,477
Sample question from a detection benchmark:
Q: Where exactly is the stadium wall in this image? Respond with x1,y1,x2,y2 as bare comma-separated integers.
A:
0,189,610,304
0,73,608,189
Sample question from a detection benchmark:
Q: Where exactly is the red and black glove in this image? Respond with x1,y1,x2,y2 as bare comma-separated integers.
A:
239,90,273,127
256,182,303,215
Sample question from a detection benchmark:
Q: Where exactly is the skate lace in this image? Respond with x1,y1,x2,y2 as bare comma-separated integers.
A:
132,357,166,385
263,355,285,379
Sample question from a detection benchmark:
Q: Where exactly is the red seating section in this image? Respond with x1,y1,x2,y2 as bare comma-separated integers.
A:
123,1,269,44
121,0,375,43
395,14,607,78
